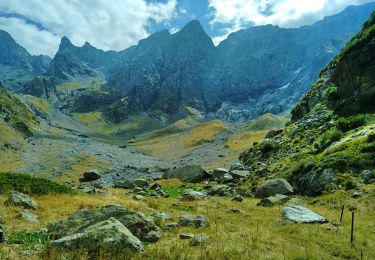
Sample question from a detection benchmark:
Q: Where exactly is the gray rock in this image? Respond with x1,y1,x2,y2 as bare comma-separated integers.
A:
352,190,362,198
22,210,39,223
191,234,209,246
163,222,179,230
218,173,234,183
7,191,37,209
48,205,161,243
179,214,208,228
285,197,304,206
51,217,144,252
231,195,243,202
282,206,327,223
133,179,149,188
150,183,162,190
257,194,289,207
180,233,195,239
230,163,246,171
113,180,136,189
181,190,206,201
132,195,145,201
255,178,293,198
151,212,171,221
82,170,101,182
0,226,4,243
228,208,244,214
21,250,32,256
208,185,232,196
230,170,251,179
360,170,375,184
212,168,229,178
162,165,209,183
143,230,161,243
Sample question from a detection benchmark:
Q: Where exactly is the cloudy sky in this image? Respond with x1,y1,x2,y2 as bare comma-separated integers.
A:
0,0,373,57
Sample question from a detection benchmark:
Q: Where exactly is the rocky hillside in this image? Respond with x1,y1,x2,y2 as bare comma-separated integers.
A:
241,10,375,196
0,30,51,91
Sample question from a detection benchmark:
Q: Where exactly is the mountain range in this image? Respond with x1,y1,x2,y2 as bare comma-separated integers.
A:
1,2,374,123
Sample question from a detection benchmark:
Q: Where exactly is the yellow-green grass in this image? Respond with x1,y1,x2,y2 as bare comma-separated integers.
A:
1,183,374,259
24,95,50,114
182,120,227,147
246,113,289,131
73,112,114,135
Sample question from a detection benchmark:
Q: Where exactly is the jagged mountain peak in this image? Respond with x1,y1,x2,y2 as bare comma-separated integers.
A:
58,36,75,52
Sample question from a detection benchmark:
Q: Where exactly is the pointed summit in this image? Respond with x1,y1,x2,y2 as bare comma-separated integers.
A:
179,20,205,35
59,36,74,51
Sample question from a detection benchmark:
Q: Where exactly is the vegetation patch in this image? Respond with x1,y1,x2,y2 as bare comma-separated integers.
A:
336,114,372,132
7,230,51,245
0,173,74,196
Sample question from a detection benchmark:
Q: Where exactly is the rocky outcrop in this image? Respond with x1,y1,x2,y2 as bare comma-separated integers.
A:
6,191,37,209
282,206,327,224
51,217,144,252
48,205,161,243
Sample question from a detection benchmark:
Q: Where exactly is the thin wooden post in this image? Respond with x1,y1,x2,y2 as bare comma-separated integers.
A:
351,211,355,244
340,205,344,222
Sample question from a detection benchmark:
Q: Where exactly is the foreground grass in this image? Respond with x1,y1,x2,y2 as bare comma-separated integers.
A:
1,181,374,259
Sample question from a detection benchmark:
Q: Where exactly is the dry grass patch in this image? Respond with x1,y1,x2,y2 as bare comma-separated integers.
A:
182,120,227,147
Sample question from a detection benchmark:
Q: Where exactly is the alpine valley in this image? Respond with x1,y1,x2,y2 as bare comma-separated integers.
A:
0,2,375,260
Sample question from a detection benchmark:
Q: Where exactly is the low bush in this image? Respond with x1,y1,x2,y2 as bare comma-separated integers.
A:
314,127,343,151
336,114,371,132
7,230,51,245
0,173,74,196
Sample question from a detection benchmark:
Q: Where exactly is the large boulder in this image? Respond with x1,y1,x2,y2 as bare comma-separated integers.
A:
113,180,136,189
162,165,209,183
255,178,293,198
230,170,251,179
207,185,232,196
212,168,229,179
6,191,37,209
51,217,143,252
282,206,327,224
48,205,161,242
82,170,101,182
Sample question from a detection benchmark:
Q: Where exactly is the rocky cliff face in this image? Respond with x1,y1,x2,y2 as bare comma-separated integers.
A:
0,30,51,90
241,10,375,196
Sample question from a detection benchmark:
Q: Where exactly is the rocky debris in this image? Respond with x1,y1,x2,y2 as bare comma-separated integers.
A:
150,183,162,190
163,165,209,183
48,205,161,243
113,180,136,189
163,222,179,231
207,185,232,196
132,195,145,201
180,233,195,239
212,168,229,179
282,206,327,224
133,179,149,188
151,212,171,221
230,170,251,179
230,163,247,171
51,217,144,252
181,190,206,201
6,191,38,209
179,214,208,228
82,170,101,182
257,194,289,207
361,170,375,184
217,173,234,183
352,190,363,198
22,210,39,223
231,195,243,202
191,234,209,246
0,226,4,243
255,178,293,198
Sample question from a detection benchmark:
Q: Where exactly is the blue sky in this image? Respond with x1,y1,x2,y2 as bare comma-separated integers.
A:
0,0,373,57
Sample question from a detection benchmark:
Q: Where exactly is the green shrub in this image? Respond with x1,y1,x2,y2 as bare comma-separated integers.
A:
367,132,375,143
344,180,356,191
314,127,343,151
7,230,51,245
259,142,279,155
0,173,74,196
336,114,370,132
325,86,339,102
360,142,375,153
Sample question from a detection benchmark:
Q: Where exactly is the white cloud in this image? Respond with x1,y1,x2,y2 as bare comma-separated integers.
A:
209,0,374,44
0,0,177,57
169,27,180,34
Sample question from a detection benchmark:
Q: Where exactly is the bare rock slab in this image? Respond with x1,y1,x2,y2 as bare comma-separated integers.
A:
282,206,327,224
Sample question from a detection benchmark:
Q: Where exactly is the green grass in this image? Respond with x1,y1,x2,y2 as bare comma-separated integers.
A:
161,185,199,198
0,173,74,196
7,230,51,245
